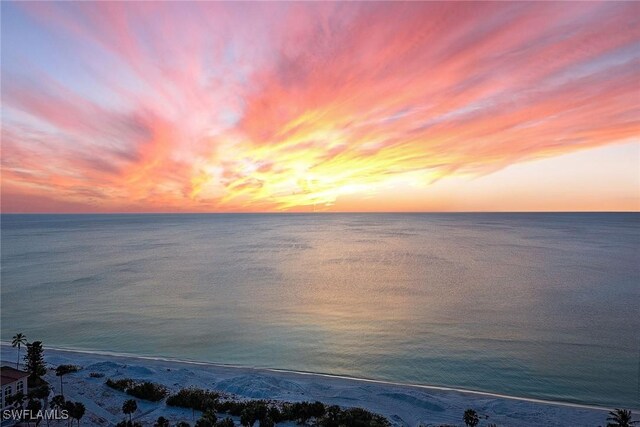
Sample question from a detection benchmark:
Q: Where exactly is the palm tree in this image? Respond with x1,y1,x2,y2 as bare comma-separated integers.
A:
51,395,66,411
64,401,76,427
48,395,65,427
55,365,79,397
11,333,27,370
122,399,138,424
607,409,639,427
463,409,480,427
72,402,86,426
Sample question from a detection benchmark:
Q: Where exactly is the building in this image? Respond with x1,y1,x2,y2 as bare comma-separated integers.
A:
1,366,29,411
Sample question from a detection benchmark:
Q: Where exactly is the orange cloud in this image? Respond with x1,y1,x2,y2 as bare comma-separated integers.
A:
1,2,639,212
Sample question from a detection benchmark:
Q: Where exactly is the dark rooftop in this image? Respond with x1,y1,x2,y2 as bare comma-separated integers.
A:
1,366,29,386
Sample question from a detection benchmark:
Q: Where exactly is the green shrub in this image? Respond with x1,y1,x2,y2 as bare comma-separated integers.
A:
167,388,391,427
105,378,168,401
166,388,221,411
281,401,326,423
106,378,134,392
316,406,390,427
56,364,80,374
126,381,168,402
216,400,245,415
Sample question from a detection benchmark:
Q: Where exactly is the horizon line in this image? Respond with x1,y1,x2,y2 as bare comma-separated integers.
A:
1,211,639,215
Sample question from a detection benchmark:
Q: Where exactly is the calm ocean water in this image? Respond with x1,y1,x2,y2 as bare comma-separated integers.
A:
1,213,638,408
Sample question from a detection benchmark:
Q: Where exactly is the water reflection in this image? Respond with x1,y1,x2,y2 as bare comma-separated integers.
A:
1,213,638,407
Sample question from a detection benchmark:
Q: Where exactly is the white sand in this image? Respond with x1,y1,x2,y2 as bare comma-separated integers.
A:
0,344,627,427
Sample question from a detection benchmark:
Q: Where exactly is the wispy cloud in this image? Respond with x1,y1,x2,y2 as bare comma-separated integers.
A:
2,2,638,212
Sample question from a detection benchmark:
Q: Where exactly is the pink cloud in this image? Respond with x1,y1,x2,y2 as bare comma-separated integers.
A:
2,2,639,212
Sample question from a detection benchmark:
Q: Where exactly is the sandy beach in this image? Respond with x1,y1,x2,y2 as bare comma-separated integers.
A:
1,344,625,427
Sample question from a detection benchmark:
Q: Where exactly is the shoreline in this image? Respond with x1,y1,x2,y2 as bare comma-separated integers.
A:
0,342,615,413
1,343,628,427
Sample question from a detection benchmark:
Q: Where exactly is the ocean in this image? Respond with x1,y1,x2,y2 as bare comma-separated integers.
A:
1,213,638,408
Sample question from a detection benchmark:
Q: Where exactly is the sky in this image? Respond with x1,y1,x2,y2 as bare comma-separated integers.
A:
1,1,639,213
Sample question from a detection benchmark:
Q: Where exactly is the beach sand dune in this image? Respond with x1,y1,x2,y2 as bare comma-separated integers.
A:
0,345,624,427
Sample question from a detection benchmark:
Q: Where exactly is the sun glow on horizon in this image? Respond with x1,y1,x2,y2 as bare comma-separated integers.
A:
1,2,639,213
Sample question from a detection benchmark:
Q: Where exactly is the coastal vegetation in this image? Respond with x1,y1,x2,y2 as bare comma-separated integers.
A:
4,392,25,421
127,381,169,401
51,394,66,412
3,339,638,426
66,400,87,426
24,340,47,385
28,382,51,401
4,339,85,426
5,392,86,426
165,387,390,426
56,364,81,397
463,409,479,427
165,387,222,417
106,378,169,401
607,409,639,427
25,397,42,425
11,332,27,369
107,378,135,391
105,378,390,427
46,395,86,426
123,399,139,423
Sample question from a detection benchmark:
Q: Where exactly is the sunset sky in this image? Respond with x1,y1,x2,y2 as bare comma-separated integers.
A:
2,2,639,213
